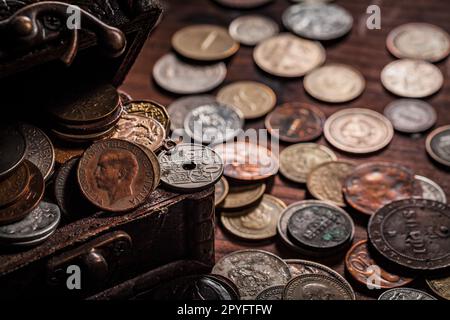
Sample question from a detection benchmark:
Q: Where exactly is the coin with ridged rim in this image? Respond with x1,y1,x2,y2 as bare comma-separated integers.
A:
378,288,436,300
255,285,284,300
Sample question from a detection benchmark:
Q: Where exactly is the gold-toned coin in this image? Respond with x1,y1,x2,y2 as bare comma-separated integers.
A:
221,194,286,240
304,64,365,103
427,276,450,300
279,143,337,184
381,59,444,98
123,100,171,134
307,161,355,207
324,108,394,154
253,33,325,77
222,184,266,212
215,177,229,207
172,25,240,61
217,81,277,119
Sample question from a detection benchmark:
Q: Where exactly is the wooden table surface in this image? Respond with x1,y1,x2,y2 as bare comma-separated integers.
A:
121,0,450,300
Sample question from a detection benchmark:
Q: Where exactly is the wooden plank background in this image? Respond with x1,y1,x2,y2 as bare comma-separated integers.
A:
121,0,450,299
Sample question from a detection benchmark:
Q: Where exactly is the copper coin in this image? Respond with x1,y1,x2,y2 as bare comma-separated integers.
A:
265,102,325,143
345,240,414,289
0,123,27,178
77,139,156,212
386,23,450,62
384,99,437,134
213,0,273,9
215,176,229,207
426,125,450,168
0,162,30,208
123,100,171,134
167,95,217,132
222,183,266,212
368,198,450,271
0,161,44,226
213,142,279,182
307,161,355,207
51,125,116,144
324,108,394,154
343,162,415,215
54,144,85,165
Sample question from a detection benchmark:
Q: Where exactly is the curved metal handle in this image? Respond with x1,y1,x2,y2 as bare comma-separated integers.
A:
0,1,127,65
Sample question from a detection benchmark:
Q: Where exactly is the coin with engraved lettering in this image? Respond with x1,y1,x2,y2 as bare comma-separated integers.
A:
265,102,326,143
384,99,436,133
158,143,223,192
304,64,365,103
0,162,29,209
307,161,355,207
283,274,355,300
21,123,55,181
426,125,450,168
172,25,239,61
345,240,413,289
221,195,286,240
378,288,436,300
229,15,279,46
368,198,450,271
167,95,217,132
213,0,273,9
343,162,415,215
222,183,266,212
387,23,450,62
255,285,284,300
427,275,450,300
0,123,27,178
254,33,325,78
212,249,291,300
123,100,170,134
283,4,353,40
286,200,354,252
215,177,229,207
414,175,447,204
213,142,279,182
279,143,337,184
78,139,156,212
153,53,227,94
324,108,394,154
381,59,443,98
217,81,277,119
184,102,244,145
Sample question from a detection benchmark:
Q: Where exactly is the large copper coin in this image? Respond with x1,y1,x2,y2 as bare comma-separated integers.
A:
426,125,450,168
213,142,279,182
265,102,325,143
77,139,156,212
123,100,170,133
0,162,29,208
213,0,273,9
343,162,415,215
307,161,355,207
0,123,27,178
222,183,266,212
368,198,450,271
345,240,413,289
0,161,44,226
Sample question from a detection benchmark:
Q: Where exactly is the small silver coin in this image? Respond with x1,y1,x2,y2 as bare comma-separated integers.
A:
255,285,284,300
229,15,279,46
158,143,224,192
378,288,436,300
184,102,244,145
414,175,447,204
384,99,437,133
153,53,227,94
167,95,217,132
282,4,353,40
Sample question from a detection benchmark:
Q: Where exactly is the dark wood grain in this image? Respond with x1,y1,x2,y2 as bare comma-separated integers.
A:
120,0,450,300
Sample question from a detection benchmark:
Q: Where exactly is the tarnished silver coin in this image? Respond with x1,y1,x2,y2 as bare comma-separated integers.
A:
212,250,291,300
184,102,244,145
167,95,217,132
158,143,223,192
0,201,60,244
384,99,437,133
378,288,436,300
426,125,450,168
255,285,284,300
414,175,447,204
282,4,353,40
21,123,55,181
229,15,279,46
153,53,227,94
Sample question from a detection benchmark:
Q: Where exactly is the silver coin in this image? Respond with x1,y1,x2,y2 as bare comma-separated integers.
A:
167,95,217,132
212,249,291,300
153,53,227,94
255,285,284,300
290,0,334,3
158,143,224,192
229,15,279,46
0,201,60,243
384,99,437,133
378,288,436,300
414,175,447,204
21,123,55,181
282,4,353,40
184,102,244,145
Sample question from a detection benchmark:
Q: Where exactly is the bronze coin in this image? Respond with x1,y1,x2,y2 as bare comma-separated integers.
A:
221,183,266,212
345,240,414,289
0,162,30,208
265,102,326,143
123,100,171,134
0,161,45,226
77,139,156,212
368,198,450,271
343,162,416,215
215,176,229,207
